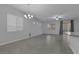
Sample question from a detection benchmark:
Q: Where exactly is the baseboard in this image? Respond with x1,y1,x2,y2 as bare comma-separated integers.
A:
0,34,43,46
0,38,25,46
0,34,59,46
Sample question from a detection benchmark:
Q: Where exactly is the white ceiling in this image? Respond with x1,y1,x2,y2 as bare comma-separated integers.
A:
10,4,79,22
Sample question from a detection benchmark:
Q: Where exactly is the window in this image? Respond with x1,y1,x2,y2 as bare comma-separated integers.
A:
48,24,55,30
16,17,23,31
7,14,23,32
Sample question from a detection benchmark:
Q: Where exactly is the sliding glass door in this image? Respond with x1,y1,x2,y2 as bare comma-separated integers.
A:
60,20,74,35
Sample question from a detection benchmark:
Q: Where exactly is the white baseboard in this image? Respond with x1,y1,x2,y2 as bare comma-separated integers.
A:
0,36,29,46
0,34,43,46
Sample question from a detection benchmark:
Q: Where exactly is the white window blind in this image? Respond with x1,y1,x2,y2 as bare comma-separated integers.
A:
7,14,23,32
16,17,23,31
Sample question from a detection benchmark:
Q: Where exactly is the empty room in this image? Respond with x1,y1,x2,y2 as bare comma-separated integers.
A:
0,4,79,54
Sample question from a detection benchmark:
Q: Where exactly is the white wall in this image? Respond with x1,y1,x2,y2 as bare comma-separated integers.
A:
29,21,42,37
74,19,79,32
0,5,43,45
41,21,60,35
68,35,79,54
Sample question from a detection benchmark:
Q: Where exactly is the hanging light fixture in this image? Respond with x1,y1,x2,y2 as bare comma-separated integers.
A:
31,15,33,18
24,4,34,20
53,15,64,20
24,4,39,24
55,16,59,20
24,14,27,19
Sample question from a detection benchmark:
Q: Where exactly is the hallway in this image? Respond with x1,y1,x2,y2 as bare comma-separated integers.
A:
0,35,73,54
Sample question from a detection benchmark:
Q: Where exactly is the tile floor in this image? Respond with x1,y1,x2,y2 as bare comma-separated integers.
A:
0,34,73,54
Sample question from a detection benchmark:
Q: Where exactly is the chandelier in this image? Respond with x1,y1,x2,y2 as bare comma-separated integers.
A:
24,14,33,19
24,4,34,19
24,4,39,24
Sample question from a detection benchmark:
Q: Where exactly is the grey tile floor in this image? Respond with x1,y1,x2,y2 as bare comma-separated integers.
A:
0,34,73,54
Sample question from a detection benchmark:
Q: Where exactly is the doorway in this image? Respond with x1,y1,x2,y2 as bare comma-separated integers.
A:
60,20,74,35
